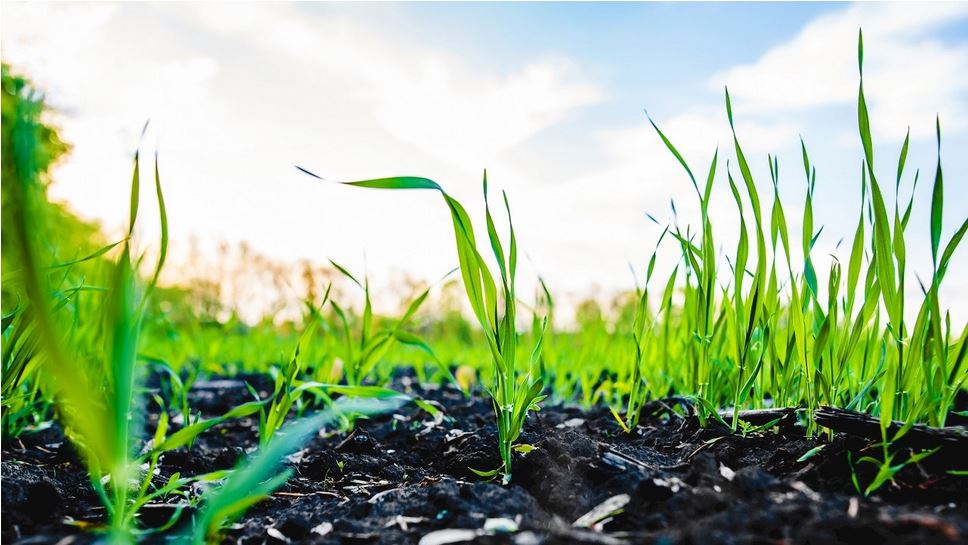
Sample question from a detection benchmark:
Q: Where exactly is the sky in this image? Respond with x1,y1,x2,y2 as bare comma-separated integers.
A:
3,2,968,323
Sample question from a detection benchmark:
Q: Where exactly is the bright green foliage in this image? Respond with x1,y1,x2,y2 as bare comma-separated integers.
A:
606,30,967,441
289,32,968,474
255,287,331,446
5,75,169,539
621,224,675,431
328,261,455,387
317,171,548,484
1,64,105,437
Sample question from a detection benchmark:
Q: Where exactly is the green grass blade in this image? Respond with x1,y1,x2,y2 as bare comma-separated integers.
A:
148,152,168,289
645,110,700,198
930,117,943,267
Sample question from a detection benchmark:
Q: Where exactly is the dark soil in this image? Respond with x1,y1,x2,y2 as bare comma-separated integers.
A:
3,375,967,545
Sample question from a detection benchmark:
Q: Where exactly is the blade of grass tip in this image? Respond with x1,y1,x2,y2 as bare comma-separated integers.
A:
704,147,718,211
362,278,373,349
896,128,910,193
846,178,866,313
394,266,459,328
483,172,509,290
345,176,443,191
645,109,700,200
857,29,875,168
931,116,943,269
395,286,431,329
44,239,126,270
296,166,443,192
900,169,919,230
329,259,363,289
503,189,518,287
800,138,819,301
128,151,140,238
124,120,149,239
149,151,168,290
538,275,554,313
937,217,968,281
294,165,325,180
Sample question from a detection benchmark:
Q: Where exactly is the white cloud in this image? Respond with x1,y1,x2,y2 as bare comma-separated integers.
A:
179,3,603,167
713,3,968,138
373,59,602,166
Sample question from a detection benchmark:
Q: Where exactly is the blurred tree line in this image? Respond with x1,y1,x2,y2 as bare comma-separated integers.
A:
2,63,106,313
